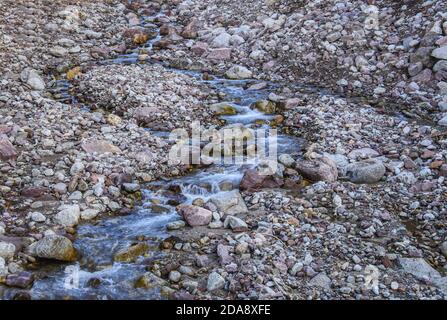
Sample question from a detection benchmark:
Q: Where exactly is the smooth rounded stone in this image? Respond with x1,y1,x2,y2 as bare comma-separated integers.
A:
0,242,16,259
30,235,77,262
278,154,295,167
167,220,186,230
168,270,181,283
55,204,80,227
70,161,84,175
223,215,248,232
178,265,195,276
81,209,100,220
20,68,45,90
177,205,212,227
114,243,149,263
308,272,331,290
209,190,248,215
390,281,399,290
208,221,223,229
433,60,447,72
28,212,46,223
209,102,237,115
225,65,252,79
295,156,338,182
432,46,447,60
207,271,225,292
345,159,386,184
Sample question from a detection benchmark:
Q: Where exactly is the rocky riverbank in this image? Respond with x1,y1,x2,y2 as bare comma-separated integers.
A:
1,0,447,300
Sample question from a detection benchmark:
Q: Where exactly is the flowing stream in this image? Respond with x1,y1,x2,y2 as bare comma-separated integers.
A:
1,11,304,300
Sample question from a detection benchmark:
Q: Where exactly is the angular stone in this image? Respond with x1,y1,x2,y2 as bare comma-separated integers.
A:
239,168,284,191
55,205,80,227
209,190,248,215
223,216,248,232
0,135,18,161
207,271,225,291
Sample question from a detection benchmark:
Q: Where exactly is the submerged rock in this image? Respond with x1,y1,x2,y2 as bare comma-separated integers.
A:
114,243,149,263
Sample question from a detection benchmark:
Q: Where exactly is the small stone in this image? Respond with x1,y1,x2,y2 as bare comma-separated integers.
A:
207,271,225,291
169,270,181,283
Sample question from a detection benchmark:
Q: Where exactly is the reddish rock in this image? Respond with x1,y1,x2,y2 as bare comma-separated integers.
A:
421,149,435,159
181,18,198,39
177,205,212,227
240,169,284,191
20,186,48,198
153,39,173,49
90,46,111,58
439,164,447,177
430,160,443,169
206,48,231,61
191,42,208,55
0,134,18,161
134,106,158,124
295,157,338,182
160,24,177,36
217,244,234,265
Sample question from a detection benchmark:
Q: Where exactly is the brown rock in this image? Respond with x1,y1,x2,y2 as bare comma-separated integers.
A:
239,169,284,191
181,18,198,39
81,140,121,154
295,157,338,182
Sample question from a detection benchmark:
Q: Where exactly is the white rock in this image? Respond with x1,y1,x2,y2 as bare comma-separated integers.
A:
0,242,16,259
20,68,45,90
55,205,80,227
211,32,231,48
432,46,447,60
29,212,46,222
225,65,253,79
81,209,100,220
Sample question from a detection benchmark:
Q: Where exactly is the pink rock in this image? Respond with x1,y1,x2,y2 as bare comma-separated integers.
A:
206,48,231,61
239,169,284,192
181,18,198,39
191,42,208,56
0,134,18,161
296,157,338,182
217,244,234,265
411,68,433,84
177,205,212,227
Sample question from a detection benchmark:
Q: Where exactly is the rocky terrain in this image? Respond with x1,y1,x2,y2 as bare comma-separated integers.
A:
0,0,447,300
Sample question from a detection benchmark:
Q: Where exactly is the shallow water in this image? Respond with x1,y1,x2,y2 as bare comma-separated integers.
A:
24,12,303,300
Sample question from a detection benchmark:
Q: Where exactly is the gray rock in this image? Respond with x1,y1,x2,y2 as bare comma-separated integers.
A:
55,204,80,227
278,154,295,167
81,209,100,220
209,190,248,215
0,242,16,259
225,65,252,79
432,46,447,60
440,242,447,258
438,114,447,126
207,271,225,291
31,235,77,262
28,212,46,223
211,32,231,48
308,272,331,290
20,68,45,90
223,215,248,232
169,270,181,283
345,159,386,184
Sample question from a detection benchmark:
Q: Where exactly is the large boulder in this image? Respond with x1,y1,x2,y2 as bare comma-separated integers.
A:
239,168,284,191
209,190,248,215
177,205,212,226
31,235,77,262
345,159,386,184
295,157,338,182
